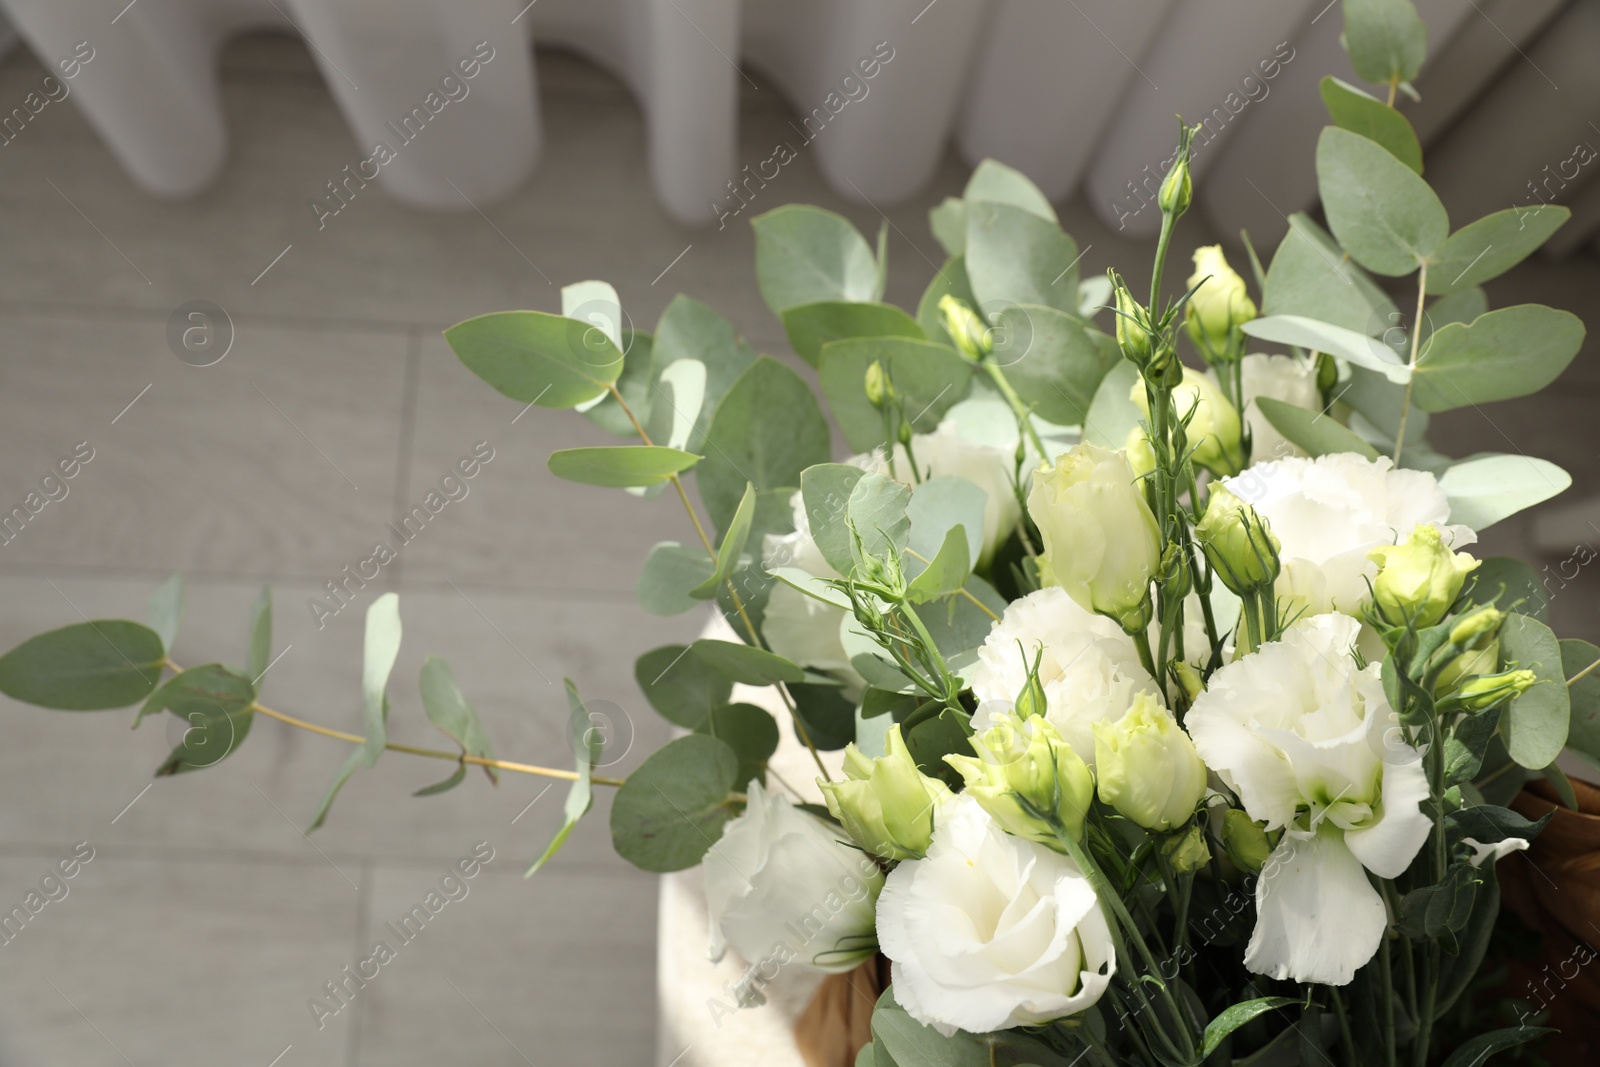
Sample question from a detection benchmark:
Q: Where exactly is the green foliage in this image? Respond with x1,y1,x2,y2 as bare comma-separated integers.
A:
1263,214,1398,334
581,330,656,437
906,475,986,579
1437,453,1571,530
787,682,856,750
1317,126,1448,276
688,639,806,685
1563,639,1600,761
445,310,625,409
1202,997,1299,1059
149,574,183,654
1254,397,1379,460
247,586,272,682
144,664,257,776
547,445,700,488
0,620,165,710
639,358,705,457
1426,206,1569,294
1409,305,1584,412
528,679,602,875
637,543,716,616
1497,613,1570,769
311,594,402,831
1243,315,1407,382
1319,76,1422,172
906,525,971,604
1437,1027,1554,1067
988,304,1115,426
965,200,1081,314
915,259,978,346
752,205,881,314
842,473,913,569
635,644,734,727
1397,863,1482,949
818,337,973,453
781,302,924,367
418,656,497,783
1461,557,1549,622
1083,360,1142,447
694,702,779,789
691,483,756,599
610,734,739,872
802,463,870,574
1341,0,1427,86
698,357,830,533
652,296,756,451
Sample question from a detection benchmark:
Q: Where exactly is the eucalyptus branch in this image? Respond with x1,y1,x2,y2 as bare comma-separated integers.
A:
1394,261,1428,465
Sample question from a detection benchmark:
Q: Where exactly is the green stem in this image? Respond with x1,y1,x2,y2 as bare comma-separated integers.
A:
1394,261,1427,466
982,360,1049,459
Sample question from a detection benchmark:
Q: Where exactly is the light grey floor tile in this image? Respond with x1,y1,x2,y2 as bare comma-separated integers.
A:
0,313,407,581
0,852,357,1067
352,861,656,1067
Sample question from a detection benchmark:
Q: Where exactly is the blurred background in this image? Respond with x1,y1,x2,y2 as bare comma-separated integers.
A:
0,1,1593,1064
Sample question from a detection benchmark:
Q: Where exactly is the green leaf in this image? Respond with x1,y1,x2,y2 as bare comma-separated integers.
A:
817,337,973,453
582,330,656,437
418,656,497,782
870,987,990,1066
1499,613,1570,769
1437,1027,1554,1067
1263,214,1398,335
640,358,705,455
843,473,913,569
309,748,364,832
1397,863,1482,950
1445,707,1501,787
1462,557,1549,622
1433,865,1502,1020
1243,314,1409,382
1342,0,1428,86
929,197,966,257
689,639,805,685
1410,305,1585,412
444,310,624,410
247,586,271,682
1319,77,1422,173
529,678,602,875
752,205,880,314
788,682,857,750
989,304,1115,426
547,445,700,488
0,620,165,710
360,593,402,766
413,764,467,796
1340,366,1427,452
780,302,924,367
965,159,1057,221
144,664,257,775
610,734,739,872
636,645,734,727
965,200,1081,313
1255,397,1379,460
1427,206,1569,294
698,357,831,533
906,525,971,604
653,296,756,452
1317,126,1448,276
695,702,779,789
904,707,974,788
1438,453,1571,530
802,464,868,575
1202,997,1299,1059
637,543,716,617
1563,639,1600,761
1083,360,1142,448
906,474,987,578
149,574,183,654
560,280,622,351
691,483,756,599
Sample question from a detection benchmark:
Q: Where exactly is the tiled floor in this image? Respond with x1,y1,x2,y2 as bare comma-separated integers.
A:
0,29,1595,1067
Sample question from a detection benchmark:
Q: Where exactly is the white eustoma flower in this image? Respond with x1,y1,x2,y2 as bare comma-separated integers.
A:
1218,353,1321,465
969,587,1160,765
1221,453,1476,620
704,781,883,975
876,795,1115,1034
1185,613,1430,986
894,422,1021,567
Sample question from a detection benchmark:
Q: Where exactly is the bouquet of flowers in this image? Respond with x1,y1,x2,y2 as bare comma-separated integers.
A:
2,1,1594,1063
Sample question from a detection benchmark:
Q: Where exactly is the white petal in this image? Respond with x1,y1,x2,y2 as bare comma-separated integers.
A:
1343,755,1431,879
1464,836,1529,867
1246,826,1387,986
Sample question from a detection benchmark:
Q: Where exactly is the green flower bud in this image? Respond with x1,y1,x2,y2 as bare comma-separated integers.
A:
864,360,893,411
1112,274,1154,368
1163,822,1212,874
1196,485,1280,596
1221,809,1274,873
1130,368,1244,477
1173,660,1204,705
938,294,991,361
1449,605,1505,648
1440,668,1538,715
1014,646,1049,720
1158,152,1192,217
1184,245,1257,356
820,724,950,861
1369,524,1479,629
1434,638,1500,698
946,710,1094,845
1092,692,1208,832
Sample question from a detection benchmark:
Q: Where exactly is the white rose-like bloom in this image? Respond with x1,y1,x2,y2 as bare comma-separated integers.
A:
704,781,883,975
877,795,1115,1034
1213,353,1320,465
1185,613,1430,986
1221,453,1476,619
969,587,1160,765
